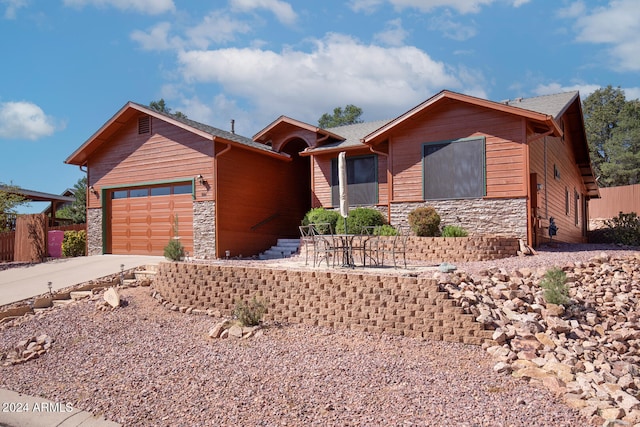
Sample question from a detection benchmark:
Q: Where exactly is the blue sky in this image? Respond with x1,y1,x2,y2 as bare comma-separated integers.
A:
1,0,639,212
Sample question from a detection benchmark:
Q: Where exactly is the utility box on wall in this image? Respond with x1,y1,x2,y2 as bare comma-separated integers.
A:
48,230,64,258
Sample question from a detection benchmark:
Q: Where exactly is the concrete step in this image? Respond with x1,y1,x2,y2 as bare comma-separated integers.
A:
258,238,301,260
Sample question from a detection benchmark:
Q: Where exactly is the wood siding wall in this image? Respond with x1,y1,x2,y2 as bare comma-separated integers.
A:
529,130,587,244
87,115,214,209
590,184,640,219
216,143,304,257
388,103,527,201
311,148,388,208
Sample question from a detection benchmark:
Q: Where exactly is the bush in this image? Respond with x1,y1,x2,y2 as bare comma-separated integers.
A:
540,267,570,305
233,297,266,326
164,238,184,261
335,207,386,234
373,224,398,236
442,225,468,237
408,206,441,237
603,212,640,246
302,208,340,234
61,230,86,257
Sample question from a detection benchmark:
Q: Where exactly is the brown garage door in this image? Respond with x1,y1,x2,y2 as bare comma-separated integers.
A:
108,183,194,255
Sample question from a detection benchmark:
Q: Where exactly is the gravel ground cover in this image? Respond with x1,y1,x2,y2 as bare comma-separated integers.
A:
1,243,636,426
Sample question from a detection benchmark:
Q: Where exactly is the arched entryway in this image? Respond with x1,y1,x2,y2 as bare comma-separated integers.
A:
281,138,311,236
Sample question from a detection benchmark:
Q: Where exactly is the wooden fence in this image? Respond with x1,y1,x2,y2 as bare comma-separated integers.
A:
590,184,640,219
0,215,86,263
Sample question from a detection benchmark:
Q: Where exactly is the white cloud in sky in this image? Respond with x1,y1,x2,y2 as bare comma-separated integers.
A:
176,33,486,129
63,0,175,15
130,22,181,51
567,0,640,72
2,0,28,19
0,101,59,140
429,12,477,40
229,0,297,25
131,11,253,51
373,19,409,46
385,0,495,14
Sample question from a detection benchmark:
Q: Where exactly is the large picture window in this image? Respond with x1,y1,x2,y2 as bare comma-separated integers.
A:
423,137,485,200
331,154,378,206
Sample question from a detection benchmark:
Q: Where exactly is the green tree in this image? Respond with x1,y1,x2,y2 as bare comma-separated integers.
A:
56,176,87,224
318,104,363,128
149,98,187,119
0,183,26,232
582,86,628,184
599,99,640,186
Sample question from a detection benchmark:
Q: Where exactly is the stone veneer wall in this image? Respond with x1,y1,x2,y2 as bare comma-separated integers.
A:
390,198,528,240
86,208,102,256
193,201,216,259
153,263,494,345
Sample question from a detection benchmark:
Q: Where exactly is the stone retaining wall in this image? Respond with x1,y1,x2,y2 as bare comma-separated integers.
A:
303,235,519,264
153,263,494,345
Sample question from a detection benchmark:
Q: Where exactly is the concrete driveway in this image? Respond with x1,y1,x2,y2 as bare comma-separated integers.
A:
0,255,164,306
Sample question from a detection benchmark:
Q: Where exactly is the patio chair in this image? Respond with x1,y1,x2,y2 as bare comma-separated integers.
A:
359,226,379,267
379,224,409,268
298,225,315,266
310,223,339,267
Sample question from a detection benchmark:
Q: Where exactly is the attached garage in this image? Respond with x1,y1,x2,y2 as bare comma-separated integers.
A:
106,183,194,255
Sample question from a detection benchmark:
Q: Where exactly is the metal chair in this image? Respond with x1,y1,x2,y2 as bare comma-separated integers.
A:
310,223,339,267
298,225,315,266
379,224,409,268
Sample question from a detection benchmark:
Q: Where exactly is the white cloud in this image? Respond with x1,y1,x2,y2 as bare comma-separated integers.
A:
229,0,297,25
131,22,182,51
349,0,384,14
63,0,175,15
533,82,603,99
624,87,640,101
429,13,477,40
2,0,28,19
373,19,409,46
385,0,495,14
0,101,59,140
185,10,253,48
566,0,640,71
176,33,482,127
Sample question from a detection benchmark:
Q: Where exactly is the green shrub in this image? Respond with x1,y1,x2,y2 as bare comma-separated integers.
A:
442,225,468,237
408,206,441,237
604,212,640,246
540,267,570,305
233,297,266,326
164,238,184,261
335,207,386,234
373,224,398,236
302,208,340,234
61,230,86,257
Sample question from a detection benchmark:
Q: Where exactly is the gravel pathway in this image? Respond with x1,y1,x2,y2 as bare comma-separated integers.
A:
3,243,636,426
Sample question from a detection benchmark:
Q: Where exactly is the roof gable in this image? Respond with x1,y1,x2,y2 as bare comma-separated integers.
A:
66,102,287,166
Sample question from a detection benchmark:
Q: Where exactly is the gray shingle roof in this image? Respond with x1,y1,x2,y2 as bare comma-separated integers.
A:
134,102,279,155
500,91,579,119
309,119,391,152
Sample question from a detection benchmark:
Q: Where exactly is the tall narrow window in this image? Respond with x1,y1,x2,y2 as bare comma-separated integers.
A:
574,190,579,226
565,187,569,215
331,155,378,206
423,137,485,200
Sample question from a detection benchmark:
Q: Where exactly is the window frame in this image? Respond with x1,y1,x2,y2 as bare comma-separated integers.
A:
422,136,486,201
330,154,378,207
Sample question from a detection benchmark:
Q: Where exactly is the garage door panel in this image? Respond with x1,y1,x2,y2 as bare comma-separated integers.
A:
109,185,194,255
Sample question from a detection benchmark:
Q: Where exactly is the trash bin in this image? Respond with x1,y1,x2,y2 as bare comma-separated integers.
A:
48,230,64,258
